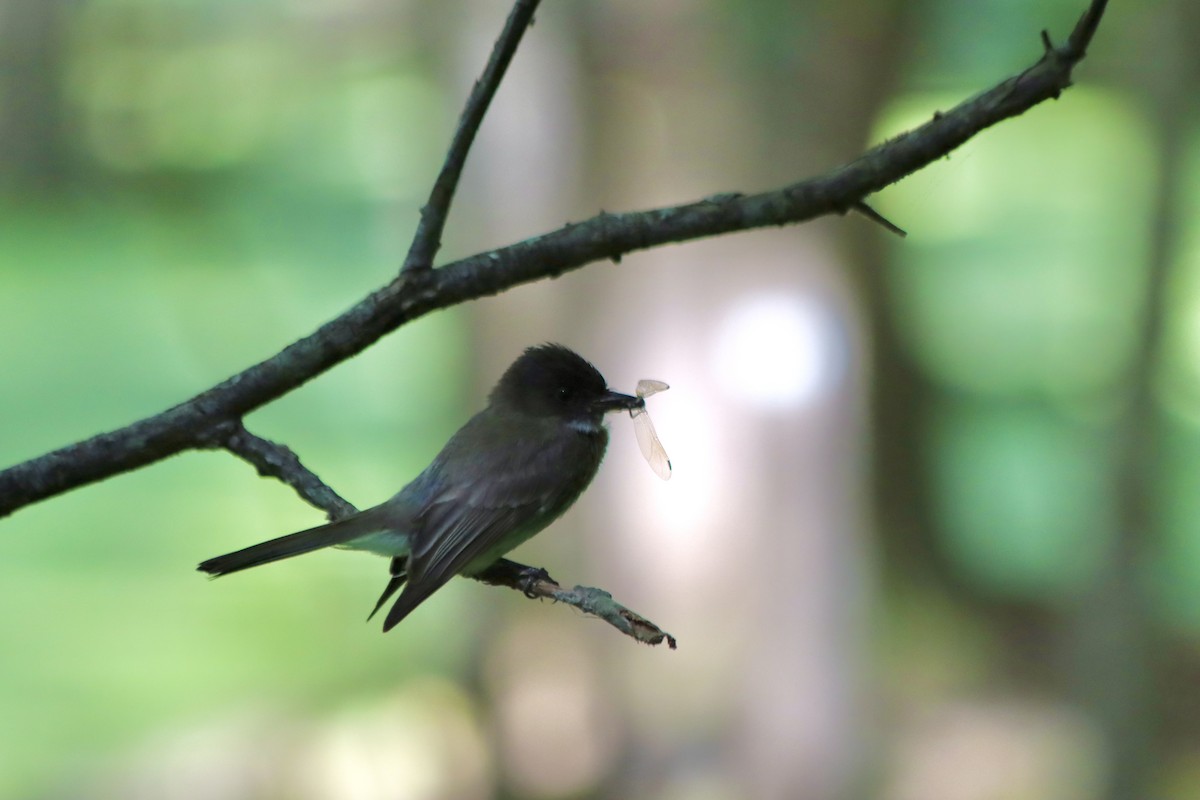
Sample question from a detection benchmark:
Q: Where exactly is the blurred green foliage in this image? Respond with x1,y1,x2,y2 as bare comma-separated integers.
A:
876,88,1160,604
0,2,480,794
2,0,1198,798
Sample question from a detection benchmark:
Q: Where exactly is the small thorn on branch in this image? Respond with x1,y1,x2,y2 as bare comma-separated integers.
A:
1041,29,1055,53
852,201,907,238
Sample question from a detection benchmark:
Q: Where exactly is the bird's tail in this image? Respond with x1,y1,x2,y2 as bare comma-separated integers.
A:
198,513,380,577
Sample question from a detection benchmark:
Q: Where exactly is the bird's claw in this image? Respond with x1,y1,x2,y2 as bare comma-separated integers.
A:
517,566,555,598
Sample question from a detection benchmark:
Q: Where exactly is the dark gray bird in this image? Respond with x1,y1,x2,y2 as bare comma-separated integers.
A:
198,344,643,632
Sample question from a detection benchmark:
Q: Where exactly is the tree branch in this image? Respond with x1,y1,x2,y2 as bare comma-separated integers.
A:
401,0,542,274
0,0,1109,648
0,0,1109,521
198,420,677,645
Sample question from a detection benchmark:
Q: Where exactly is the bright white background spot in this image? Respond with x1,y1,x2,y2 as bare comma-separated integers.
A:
712,293,842,410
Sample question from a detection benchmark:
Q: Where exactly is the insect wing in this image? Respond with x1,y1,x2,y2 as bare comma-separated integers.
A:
636,379,669,399
632,406,672,480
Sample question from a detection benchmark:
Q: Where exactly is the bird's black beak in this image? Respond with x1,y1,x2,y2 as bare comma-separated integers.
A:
594,390,642,414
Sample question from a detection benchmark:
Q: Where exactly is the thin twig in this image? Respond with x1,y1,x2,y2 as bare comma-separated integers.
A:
401,0,543,274
475,561,677,648
0,0,1109,521
201,422,677,646
199,421,358,520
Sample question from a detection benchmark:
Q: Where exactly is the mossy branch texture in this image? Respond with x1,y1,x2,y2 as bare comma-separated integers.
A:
0,0,1108,647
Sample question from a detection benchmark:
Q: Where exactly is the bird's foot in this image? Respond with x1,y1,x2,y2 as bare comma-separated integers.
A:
517,565,556,598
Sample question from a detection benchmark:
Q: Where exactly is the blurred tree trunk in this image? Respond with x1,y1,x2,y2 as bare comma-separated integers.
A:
0,0,68,189
459,0,917,796
567,2,914,799
861,1,1200,798
1067,1,1200,797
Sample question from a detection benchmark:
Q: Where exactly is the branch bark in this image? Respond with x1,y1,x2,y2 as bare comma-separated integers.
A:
0,0,1108,647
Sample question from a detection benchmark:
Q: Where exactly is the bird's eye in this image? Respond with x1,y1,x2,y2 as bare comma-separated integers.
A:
557,386,572,402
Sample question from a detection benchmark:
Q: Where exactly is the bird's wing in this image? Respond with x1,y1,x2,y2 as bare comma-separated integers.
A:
378,408,606,632
380,487,546,631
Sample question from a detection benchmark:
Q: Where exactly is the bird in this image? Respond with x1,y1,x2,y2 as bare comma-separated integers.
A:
198,343,644,632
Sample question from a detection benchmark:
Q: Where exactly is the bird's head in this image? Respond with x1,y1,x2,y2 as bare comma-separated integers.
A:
490,344,641,427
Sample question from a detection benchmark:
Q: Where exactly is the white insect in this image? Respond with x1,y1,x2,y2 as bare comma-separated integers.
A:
632,379,672,481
